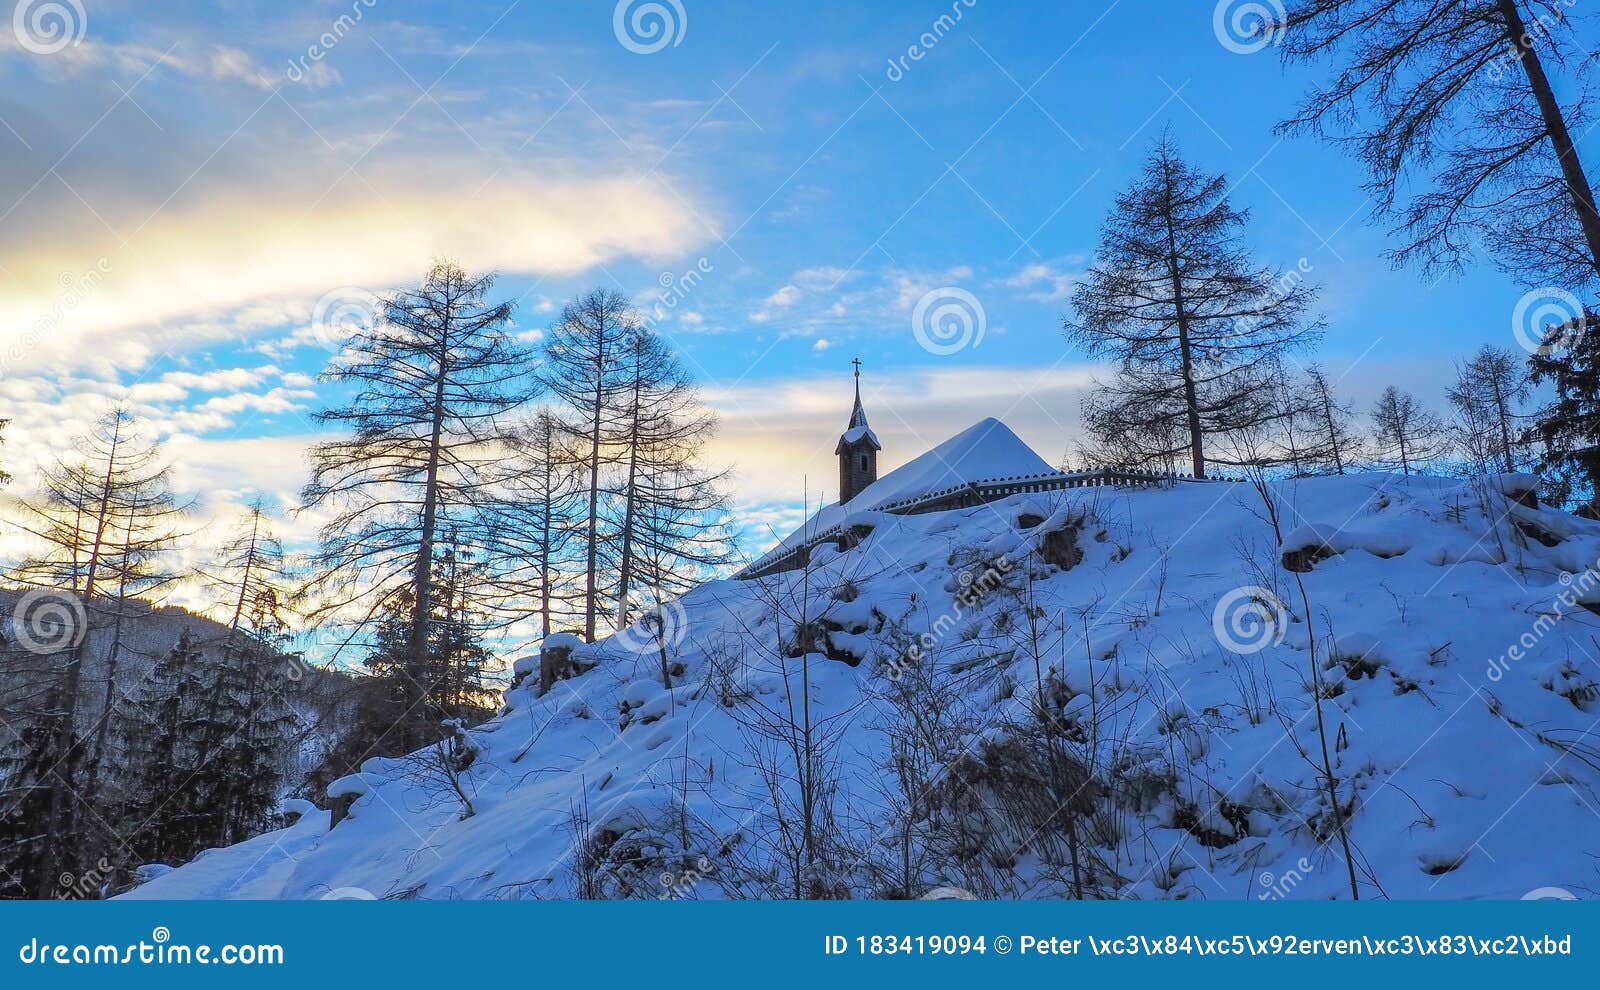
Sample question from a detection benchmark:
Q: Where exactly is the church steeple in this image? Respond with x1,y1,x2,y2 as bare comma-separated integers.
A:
835,358,881,505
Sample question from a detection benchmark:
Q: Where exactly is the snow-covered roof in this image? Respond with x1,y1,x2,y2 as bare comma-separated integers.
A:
835,387,881,452
839,424,880,447
774,417,1052,557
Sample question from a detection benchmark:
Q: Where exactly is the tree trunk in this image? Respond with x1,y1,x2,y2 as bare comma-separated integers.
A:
1163,201,1207,479
37,425,121,897
1492,382,1517,473
614,373,643,631
539,453,554,639
409,303,453,746
582,337,608,642
1499,0,1600,281
82,564,132,804
1320,390,1345,474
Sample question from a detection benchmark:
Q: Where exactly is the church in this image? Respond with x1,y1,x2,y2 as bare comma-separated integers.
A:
739,362,1060,579
834,359,881,505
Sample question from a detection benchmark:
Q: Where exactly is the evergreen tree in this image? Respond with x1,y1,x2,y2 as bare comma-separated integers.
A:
118,630,297,870
1526,311,1600,509
363,551,498,731
0,685,85,898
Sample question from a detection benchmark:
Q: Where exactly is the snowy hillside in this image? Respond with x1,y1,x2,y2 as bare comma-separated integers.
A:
126,426,1600,900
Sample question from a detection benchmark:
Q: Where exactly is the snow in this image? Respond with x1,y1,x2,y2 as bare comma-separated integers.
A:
280,798,319,820
542,632,585,652
840,424,880,448
326,774,368,800
126,470,1600,900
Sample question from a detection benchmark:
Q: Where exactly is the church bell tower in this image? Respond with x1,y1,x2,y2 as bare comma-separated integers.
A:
835,358,881,504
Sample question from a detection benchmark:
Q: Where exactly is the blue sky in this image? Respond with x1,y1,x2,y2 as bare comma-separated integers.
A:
0,0,1579,557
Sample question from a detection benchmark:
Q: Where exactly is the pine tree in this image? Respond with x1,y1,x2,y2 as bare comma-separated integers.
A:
1526,311,1600,509
1067,133,1322,477
118,627,297,870
0,686,85,898
361,542,498,736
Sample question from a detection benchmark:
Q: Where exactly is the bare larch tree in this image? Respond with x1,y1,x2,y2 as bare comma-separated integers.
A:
301,260,531,752
539,289,637,641
1447,344,1531,473
1277,0,1600,287
4,408,184,896
1370,385,1453,474
1067,134,1322,478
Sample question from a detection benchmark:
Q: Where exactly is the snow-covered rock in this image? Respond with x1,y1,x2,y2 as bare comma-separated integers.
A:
542,632,586,653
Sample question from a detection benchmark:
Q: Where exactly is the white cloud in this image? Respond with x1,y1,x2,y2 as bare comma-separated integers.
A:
0,166,711,375
0,35,337,89
1003,260,1082,303
765,284,803,307
205,44,278,91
